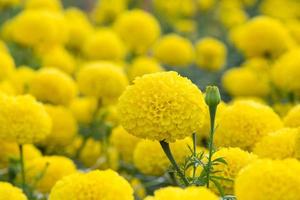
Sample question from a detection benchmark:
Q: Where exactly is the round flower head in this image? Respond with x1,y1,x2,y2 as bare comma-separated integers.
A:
79,138,102,167
0,142,41,169
133,138,192,176
222,67,270,97
41,46,76,75
0,182,27,200
118,71,206,142
49,169,134,200
212,147,257,195
153,34,194,67
91,0,128,24
0,52,15,81
8,66,35,94
114,9,160,54
253,128,298,159
271,49,300,93
235,159,300,200
230,16,294,58
127,56,164,82
110,126,141,163
5,10,69,47
83,29,126,61
149,186,218,200
69,97,98,124
24,0,62,11
215,100,283,150
25,156,77,193
41,105,77,148
284,104,300,128
64,7,94,49
0,94,52,144
195,37,227,71
30,68,77,105
77,62,128,103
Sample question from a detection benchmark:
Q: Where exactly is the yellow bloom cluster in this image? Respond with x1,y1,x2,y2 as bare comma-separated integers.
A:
0,94,52,144
253,128,298,159
146,186,218,200
235,159,300,200
118,72,206,142
133,138,192,176
0,182,27,200
25,156,77,193
77,62,128,104
215,100,283,150
49,170,134,200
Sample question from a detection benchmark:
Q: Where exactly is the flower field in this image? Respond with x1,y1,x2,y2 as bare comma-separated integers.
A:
0,0,300,199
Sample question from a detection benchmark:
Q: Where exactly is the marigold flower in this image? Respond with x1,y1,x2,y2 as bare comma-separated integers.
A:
0,182,27,200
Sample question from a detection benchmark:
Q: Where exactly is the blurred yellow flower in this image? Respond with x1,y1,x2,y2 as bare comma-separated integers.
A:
114,9,160,54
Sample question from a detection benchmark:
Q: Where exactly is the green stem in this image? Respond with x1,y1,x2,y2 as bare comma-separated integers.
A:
19,144,26,192
192,133,197,179
206,105,217,188
160,141,189,187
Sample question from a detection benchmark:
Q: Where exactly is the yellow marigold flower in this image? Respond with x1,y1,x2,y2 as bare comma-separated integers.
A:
133,138,192,176
260,0,300,21
242,57,270,71
173,19,197,35
41,105,77,148
91,0,128,24
215,100,283,150
0,141,41,169
30,68,77,105
195,37,227,71
77,62,128,103
235,159,300,200
8,66,35,94
0,81,16,96
41,46,76,74
118,72,206,142
79,138,102,167
114,9,160,54
69,97,98,124
153,34,194,67
212,147,257,195
153,0,196,19
24,0,62,11
5,10,69,47
0,52,15,81
127,56,164,81
271,49,300,93
0,182,27,200
197,0,215,11
218,2,248,29
110,126,141,163
222,67,270,97
253,128,298,159
64,7,94,49
49,169,134,200
0,94,52,144
283,104,300,128
149,186,218,200
25,156,77,193
83,29,126,61
230,16,294,58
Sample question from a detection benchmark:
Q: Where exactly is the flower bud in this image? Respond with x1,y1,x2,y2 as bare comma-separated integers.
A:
205,86,221,107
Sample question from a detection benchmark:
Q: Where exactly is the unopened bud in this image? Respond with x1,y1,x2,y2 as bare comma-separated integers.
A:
205,86,221,107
